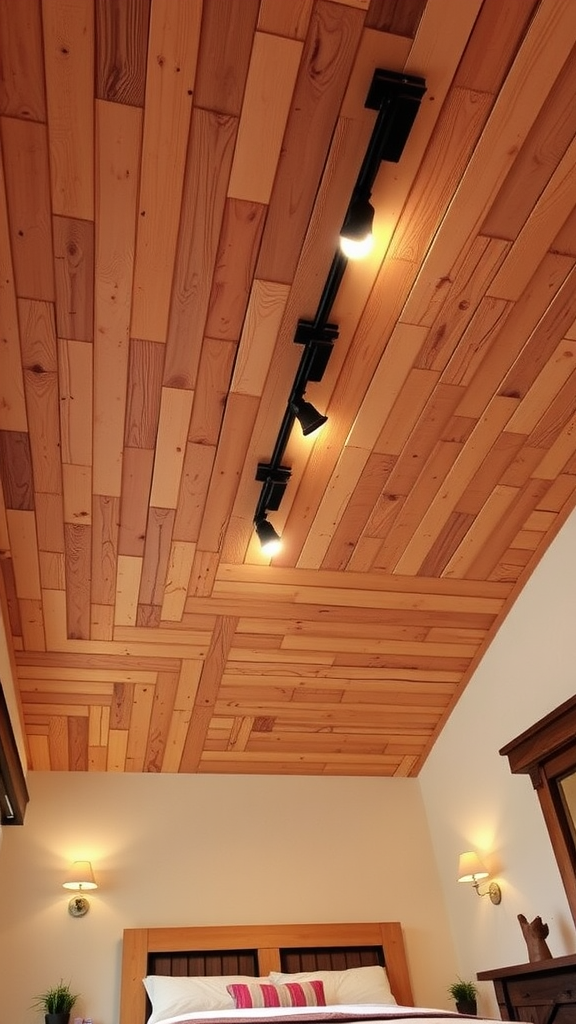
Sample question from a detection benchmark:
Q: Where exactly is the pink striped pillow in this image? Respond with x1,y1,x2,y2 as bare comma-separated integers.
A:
227,980,326,1009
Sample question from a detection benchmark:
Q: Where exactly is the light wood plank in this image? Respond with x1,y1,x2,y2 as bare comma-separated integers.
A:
149,388,194,509
130,0,201,342
42,0,94,220
115,555,143,627
228,32,302,204
231,281,291,396
58,339,93,467
161,541,196,622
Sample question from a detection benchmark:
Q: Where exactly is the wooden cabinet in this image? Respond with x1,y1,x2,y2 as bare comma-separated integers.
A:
477,954,576,1022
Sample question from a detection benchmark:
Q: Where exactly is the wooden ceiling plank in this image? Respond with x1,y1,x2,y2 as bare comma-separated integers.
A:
42,0,94,220
160,540,196,622
19,300,61,495
187,550,220,599
441,295,512,391
417,510,475,579
0,150,27,432
62,463,91,525
6,510,41,600
95,0,151,106
114,553,143,628
164,109,237,389
35,492,65,556
444,484,518,579
282,634,478,659
489,135,576,302
48,714,69,770
501,263,576,396
27,733,50,771
403,0,576,324
298,447,374,570
231,281,291,397
456,431,526,516
53,215,94,341
0,431,34,511
141,675,175,773
94,98,142,496
19,597,46,652
64,521,91,639
117,447,155,558
460,252,574,418
204,198,268,343
482,40,576,240
228,32,303,205
39,551,65,592
464,477,552,580
196,393,260,553
193,0,260,116
372,442,462,571
188,339,237,446
532,413,576,481
149,388,194,508
172,443,216,544
321,453,396,571
394,396,518,574
130,0,201,343
258,0,314,40
161,707,193,772
107,728,128,772
0,116,54,300
124,340,165,450
0,0,46,119
91,493,119,607
58,338,92,466
216,561,510,598
391,87,493,273
256,1,365,283
365,0,426,36
137,506,176,610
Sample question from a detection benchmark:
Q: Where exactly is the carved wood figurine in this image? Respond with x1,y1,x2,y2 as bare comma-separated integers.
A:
518,913,553,961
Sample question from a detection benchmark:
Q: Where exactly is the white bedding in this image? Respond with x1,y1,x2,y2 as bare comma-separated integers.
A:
151,1003,522,1024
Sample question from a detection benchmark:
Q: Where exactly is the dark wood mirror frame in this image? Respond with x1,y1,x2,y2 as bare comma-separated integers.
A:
500,694,576,926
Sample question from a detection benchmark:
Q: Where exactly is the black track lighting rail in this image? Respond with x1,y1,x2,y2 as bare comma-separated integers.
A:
253,67,426,544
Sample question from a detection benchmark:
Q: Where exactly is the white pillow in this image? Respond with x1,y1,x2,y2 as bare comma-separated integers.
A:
269,964,396,1006
143,974,262,1024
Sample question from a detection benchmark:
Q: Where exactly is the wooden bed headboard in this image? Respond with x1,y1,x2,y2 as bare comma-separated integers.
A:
120,922,414,1024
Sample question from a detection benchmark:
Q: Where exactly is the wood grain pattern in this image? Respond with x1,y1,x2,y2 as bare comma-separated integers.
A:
1,0,575,777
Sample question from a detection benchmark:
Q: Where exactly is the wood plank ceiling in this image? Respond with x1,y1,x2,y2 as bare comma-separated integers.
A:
1,0,576,777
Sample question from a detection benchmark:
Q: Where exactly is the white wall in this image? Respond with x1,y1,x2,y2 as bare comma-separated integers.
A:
0,771,456,1024
421,511,576,1017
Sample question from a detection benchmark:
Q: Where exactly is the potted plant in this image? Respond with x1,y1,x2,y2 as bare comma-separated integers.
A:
448,978,478,1015
33,980,79,1024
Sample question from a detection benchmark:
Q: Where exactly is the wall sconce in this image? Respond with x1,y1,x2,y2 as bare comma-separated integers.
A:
458,851,502,905
63,860,98,917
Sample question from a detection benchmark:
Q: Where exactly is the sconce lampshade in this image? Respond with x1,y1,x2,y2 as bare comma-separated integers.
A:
457,851,489,882
63,860,98,890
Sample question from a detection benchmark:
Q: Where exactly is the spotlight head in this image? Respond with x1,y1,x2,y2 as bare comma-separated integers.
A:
339,196,375,259
254,518,282,556
291,399,328,437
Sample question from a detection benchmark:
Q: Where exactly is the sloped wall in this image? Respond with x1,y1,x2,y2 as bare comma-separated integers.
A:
421,510,576,1017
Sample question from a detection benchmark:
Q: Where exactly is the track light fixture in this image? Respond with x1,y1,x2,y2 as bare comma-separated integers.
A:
339,195,375,260
252,67,426,551
254,518,282,556
291,398,328,436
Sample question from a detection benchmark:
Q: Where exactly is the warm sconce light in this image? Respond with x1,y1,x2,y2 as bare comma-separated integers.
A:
63,860,98,917
254,518,282,557
291,398,328,436
458,851,501,905
339,195,375,259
